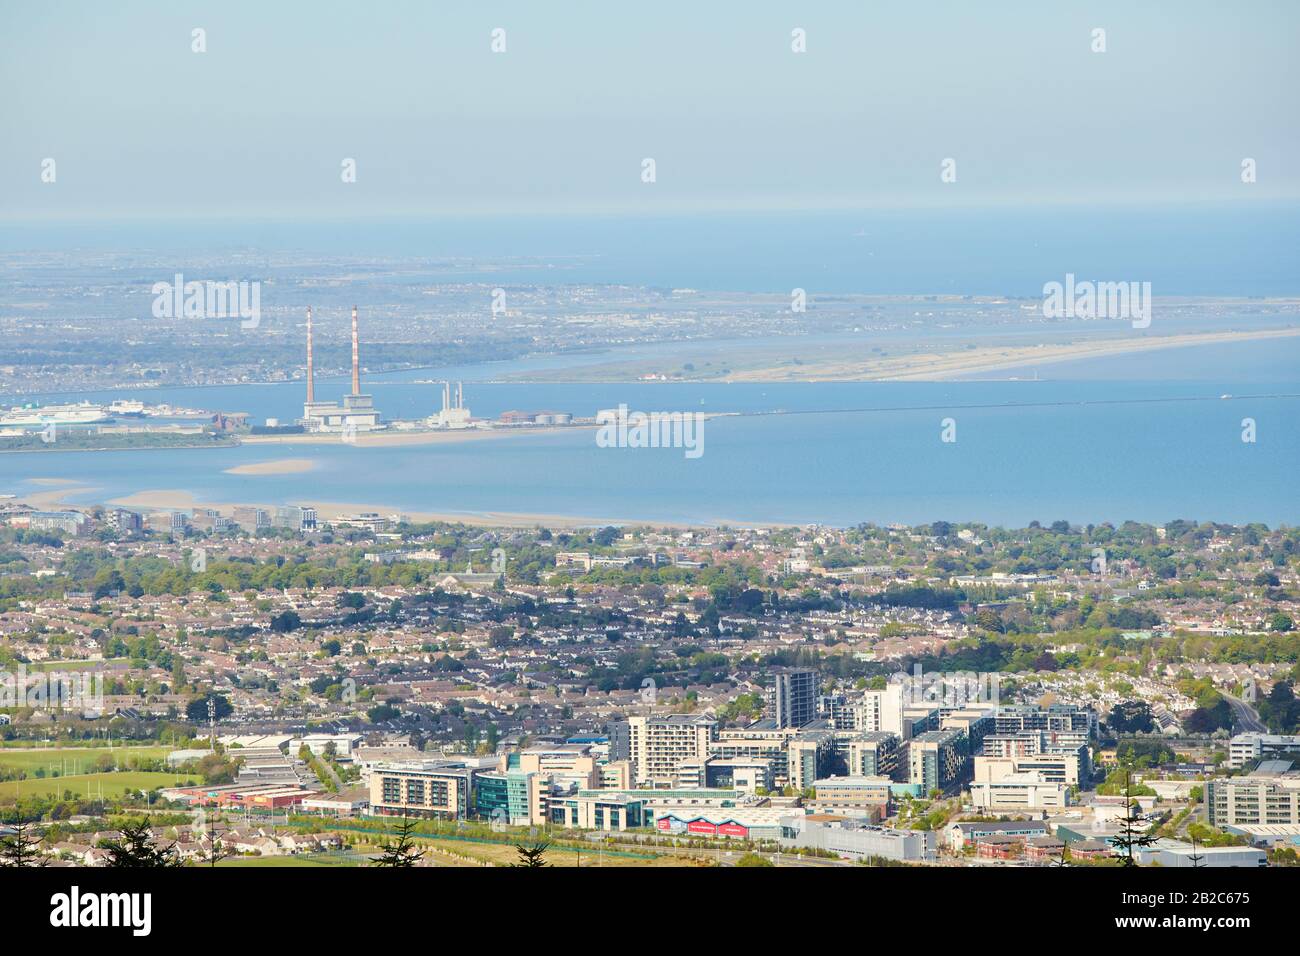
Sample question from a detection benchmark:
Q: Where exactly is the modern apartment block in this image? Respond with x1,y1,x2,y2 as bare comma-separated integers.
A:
846,731,901,779
819,694,857,730
853,684,905,735
983,728,1092,780
787,733,835,792
940,709,995,754
711,724,800,781
993,704,1097,736
908,728,969,794
768,668,818,728
370,759,481,819
625,714,718,786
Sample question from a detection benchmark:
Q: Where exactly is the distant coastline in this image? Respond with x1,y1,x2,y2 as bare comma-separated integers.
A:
500,327,1300,384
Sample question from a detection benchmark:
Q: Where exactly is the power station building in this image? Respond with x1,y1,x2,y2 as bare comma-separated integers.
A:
430,381,472,428
299,305,382,433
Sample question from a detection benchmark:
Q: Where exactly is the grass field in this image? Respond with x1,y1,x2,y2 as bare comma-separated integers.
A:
0,771,192,801
0,746,172,776
19,658,129,672
217,854,364,868
418,837,704,868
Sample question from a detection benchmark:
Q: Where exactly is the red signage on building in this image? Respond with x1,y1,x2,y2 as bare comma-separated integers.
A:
717,822,749,838
686,819,717,835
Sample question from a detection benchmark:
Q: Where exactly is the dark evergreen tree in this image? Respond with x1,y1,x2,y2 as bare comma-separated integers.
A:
374,818,424,867
0,822,49,867
102,820,183,868
511,840,551,867
1113,771,1157,867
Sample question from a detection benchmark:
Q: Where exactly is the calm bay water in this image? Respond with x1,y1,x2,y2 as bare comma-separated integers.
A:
3,337,1298,527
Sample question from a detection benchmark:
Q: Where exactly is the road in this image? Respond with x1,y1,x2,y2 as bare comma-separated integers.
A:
1221,691,1267,733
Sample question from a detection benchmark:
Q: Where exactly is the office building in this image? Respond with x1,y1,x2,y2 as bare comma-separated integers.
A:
1228,732,1300,770
1206,764,1300,827
969,766,1071,811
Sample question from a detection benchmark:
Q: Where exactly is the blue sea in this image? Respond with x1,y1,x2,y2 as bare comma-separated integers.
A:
2,207,1298,526
3,337,1298,528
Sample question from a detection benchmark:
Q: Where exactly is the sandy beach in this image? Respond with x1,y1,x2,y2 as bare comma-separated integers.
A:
8,480,713,528
241,425,592,448
763,328,1300,383
502,326,1300,384
223,458,316,476
12,481,100,509
99,488,661,528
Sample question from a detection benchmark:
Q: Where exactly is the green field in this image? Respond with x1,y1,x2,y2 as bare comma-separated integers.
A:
0,771,192,801
217,854,364,868
0,746,171,776
18,658,130,673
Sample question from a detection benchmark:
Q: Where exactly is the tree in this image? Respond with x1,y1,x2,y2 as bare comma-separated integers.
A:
0,822,49,867
101,820,183,868
734,852,774,867
374,818,424,867
270,610,301,633
185,693,232,723
1113,772,1157,867
511,840,551,867
1108,700,1156,735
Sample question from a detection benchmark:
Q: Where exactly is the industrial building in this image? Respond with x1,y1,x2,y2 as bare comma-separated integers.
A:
431,381,473,428
780,815,936,862
1134,839,1267,868
299,305,383,433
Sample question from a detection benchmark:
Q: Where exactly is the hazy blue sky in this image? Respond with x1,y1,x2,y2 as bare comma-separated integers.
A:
2,0,1297,219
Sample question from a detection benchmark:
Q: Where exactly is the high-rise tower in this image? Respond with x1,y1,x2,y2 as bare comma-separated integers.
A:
305,306,315,404
350,305,360,395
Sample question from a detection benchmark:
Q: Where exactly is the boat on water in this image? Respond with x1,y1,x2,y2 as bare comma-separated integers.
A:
0,401,114,426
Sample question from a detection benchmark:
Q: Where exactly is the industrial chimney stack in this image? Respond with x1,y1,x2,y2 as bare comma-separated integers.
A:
351,305,360,395
305,306,315,403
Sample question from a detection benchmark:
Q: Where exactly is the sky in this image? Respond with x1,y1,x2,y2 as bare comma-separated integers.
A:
1,0,1298,220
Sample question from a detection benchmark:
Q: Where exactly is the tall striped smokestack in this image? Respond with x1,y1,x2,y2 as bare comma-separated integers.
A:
351,305,360,395
306,306,315,404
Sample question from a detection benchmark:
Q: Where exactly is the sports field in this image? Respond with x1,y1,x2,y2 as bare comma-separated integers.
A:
0,746,172,776
0,771,190,801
